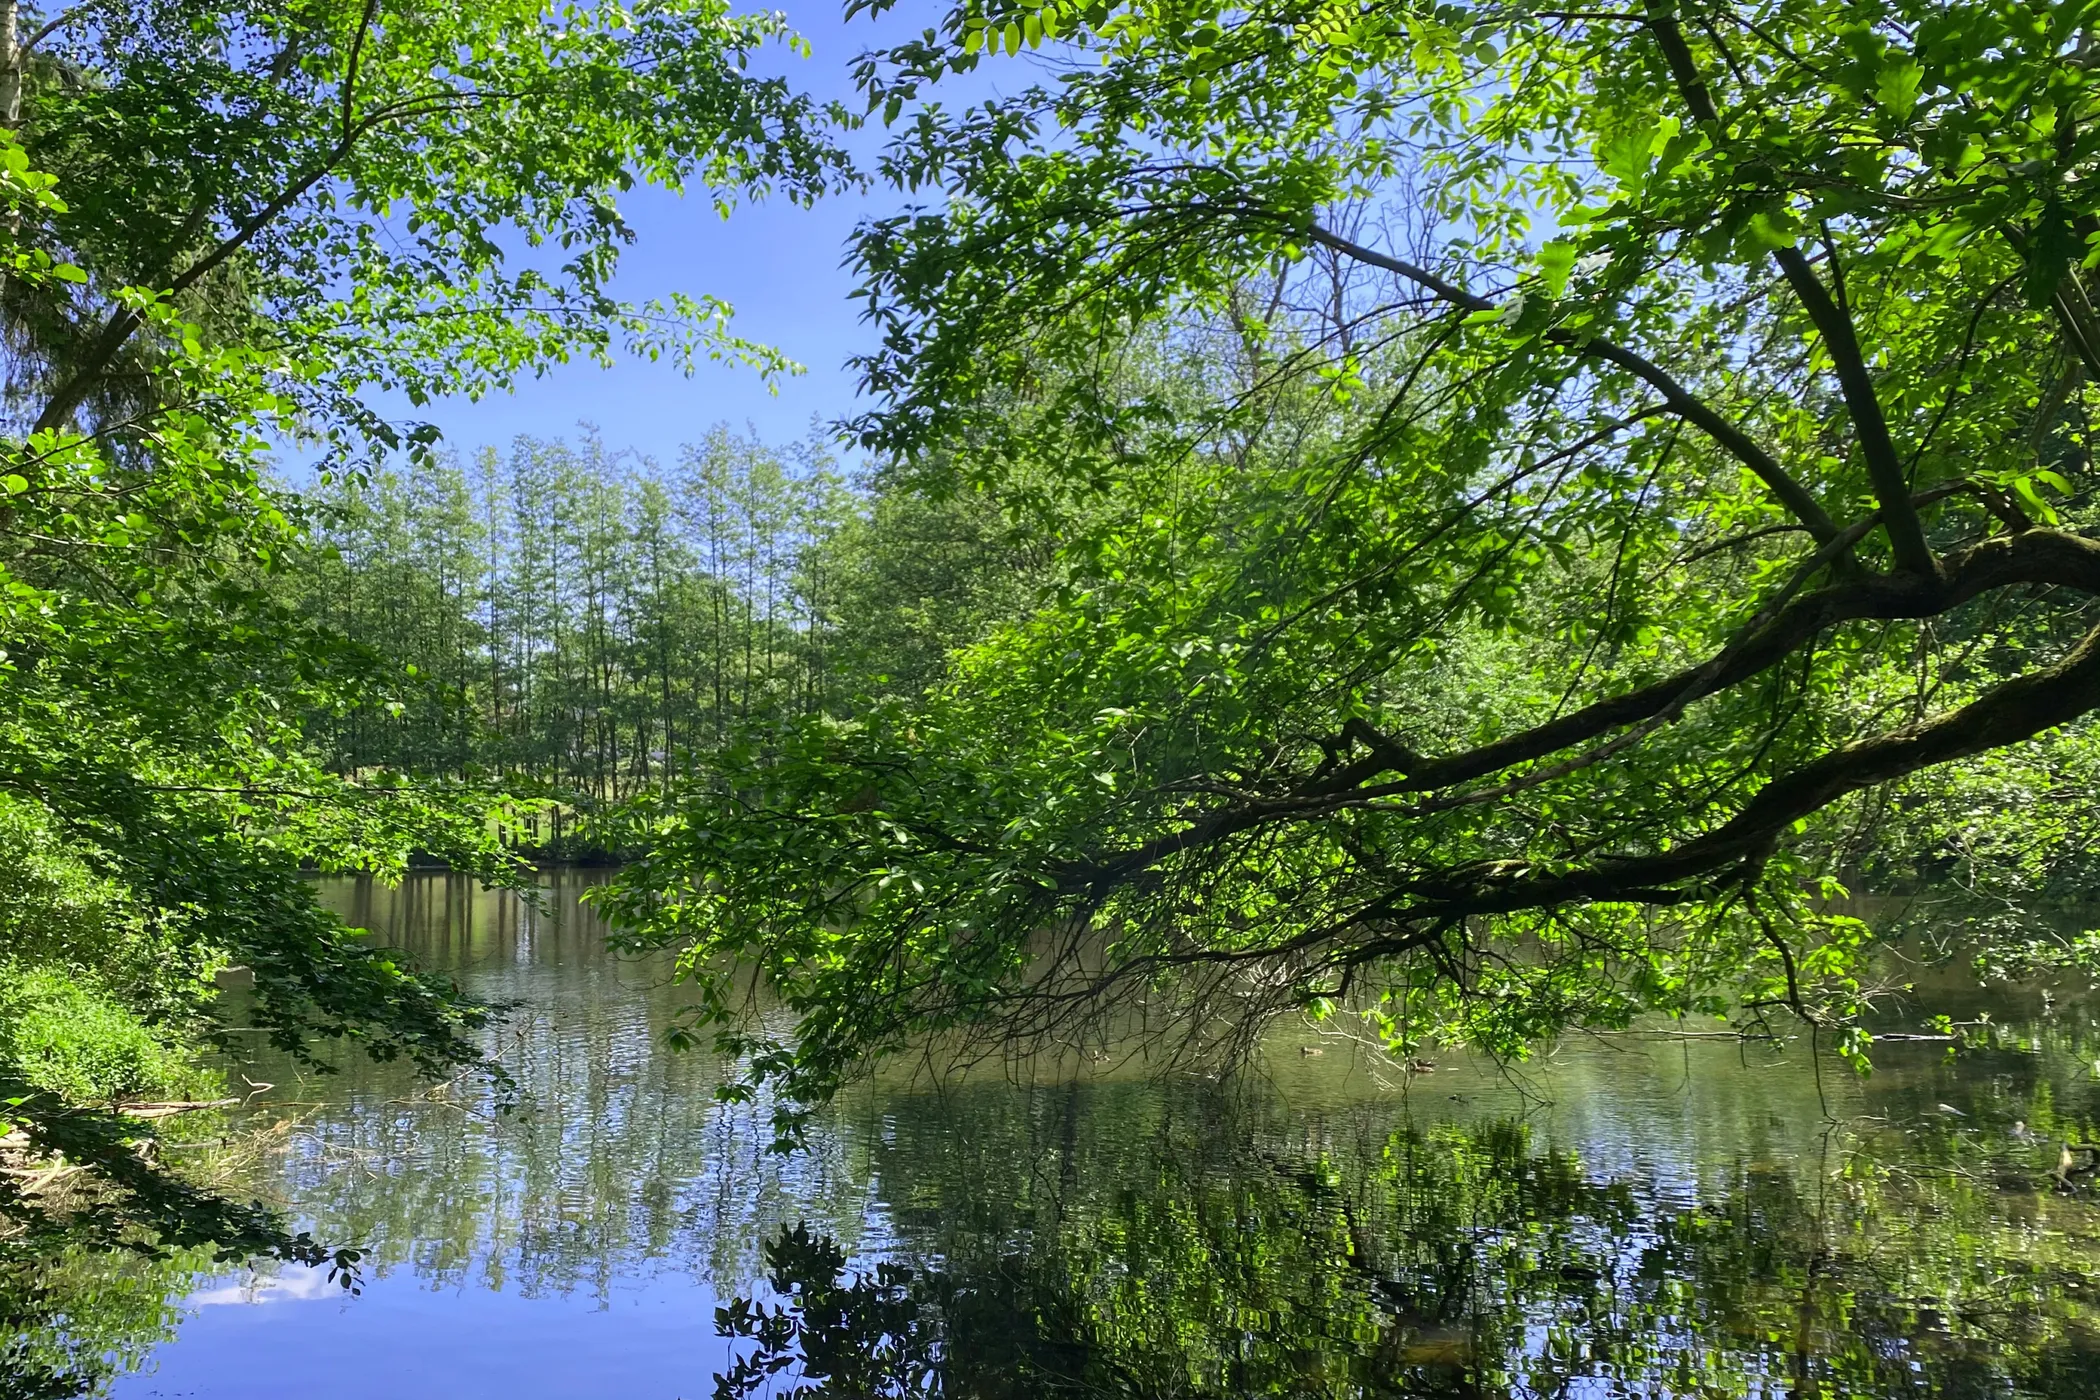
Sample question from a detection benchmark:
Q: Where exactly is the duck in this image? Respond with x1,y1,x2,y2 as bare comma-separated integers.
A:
2056,1141,2100,1189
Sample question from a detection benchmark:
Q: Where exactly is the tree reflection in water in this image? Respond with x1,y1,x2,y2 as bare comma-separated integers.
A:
25,875,2100,1400
715,1111,2100,1400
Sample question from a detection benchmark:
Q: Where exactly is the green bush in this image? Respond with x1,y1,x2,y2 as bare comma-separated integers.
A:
0,794,212,1006
0,969,201,1105
0,793,219,1107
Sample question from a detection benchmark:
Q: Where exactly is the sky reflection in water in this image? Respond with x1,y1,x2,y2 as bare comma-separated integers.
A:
98,870,2100,1399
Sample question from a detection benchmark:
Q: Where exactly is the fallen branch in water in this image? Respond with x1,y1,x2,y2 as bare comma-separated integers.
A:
416,1025,530,1101
1590,1028,1785,1042
118,1099,239,1118
1,1159,87,1194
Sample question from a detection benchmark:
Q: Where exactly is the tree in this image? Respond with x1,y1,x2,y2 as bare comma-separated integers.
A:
0,0,841,1276
294,425,881,808
818,464,1048,702
603,0,2100,1131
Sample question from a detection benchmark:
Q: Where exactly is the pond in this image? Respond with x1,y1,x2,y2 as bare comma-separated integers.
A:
66,870,2100,1397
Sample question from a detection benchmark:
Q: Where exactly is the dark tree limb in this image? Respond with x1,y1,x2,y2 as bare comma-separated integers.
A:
1379,610,2100,920
1769,245,1935,574
1301,223,1847,548
1640,5,1932,576
31,59,514,439
341,0,383,144
1065,528,2100,894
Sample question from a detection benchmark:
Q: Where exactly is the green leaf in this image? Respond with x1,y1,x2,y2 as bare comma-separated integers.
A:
1874,60,1924,114
1748,208,1802,250
1536,241,1576,297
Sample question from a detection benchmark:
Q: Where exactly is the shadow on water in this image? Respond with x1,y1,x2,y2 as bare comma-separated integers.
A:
11,870,2100,1398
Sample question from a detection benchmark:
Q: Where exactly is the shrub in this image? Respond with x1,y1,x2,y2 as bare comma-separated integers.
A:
0,968,202,1106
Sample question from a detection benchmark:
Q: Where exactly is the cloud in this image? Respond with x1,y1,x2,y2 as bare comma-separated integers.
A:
188,1267,345,1306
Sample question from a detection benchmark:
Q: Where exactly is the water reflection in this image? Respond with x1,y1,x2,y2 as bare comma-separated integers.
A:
722,1110,2100,1398
63,872,2100,1398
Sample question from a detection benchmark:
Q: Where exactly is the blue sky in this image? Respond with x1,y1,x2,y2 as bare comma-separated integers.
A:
392,0,997,472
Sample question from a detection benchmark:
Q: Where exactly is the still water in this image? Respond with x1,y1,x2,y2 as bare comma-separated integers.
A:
83,871,2100,1397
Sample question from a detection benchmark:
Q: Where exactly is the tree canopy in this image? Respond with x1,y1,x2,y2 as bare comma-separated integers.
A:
602,0,2100,1131
13,0,2100,1309
0,0,841,1281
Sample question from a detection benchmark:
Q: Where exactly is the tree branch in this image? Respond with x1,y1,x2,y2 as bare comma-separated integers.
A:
28,139,346,438
27,1,506,442
1302,223,1847,548
29,78,441,440
1769,246,1934,573
341,0,382,147
1065,528,2100,894
1642,4,1934,576
21,0,120,55
1384,611,2100,919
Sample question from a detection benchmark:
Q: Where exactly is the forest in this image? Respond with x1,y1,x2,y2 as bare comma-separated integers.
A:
7,0,2100,1395
291,425,1029,804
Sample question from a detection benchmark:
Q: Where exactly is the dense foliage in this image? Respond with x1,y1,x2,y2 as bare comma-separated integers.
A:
18,0,2100,1367
596,0,2100,1132
291,426,1036,808
0,0,841,1297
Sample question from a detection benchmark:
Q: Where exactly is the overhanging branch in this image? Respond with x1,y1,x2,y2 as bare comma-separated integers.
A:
1381,610,2100,919
1302,223,1847,548
1064,528,2100,895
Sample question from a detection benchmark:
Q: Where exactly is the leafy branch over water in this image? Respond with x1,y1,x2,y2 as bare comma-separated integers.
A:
600,0,2100,1130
